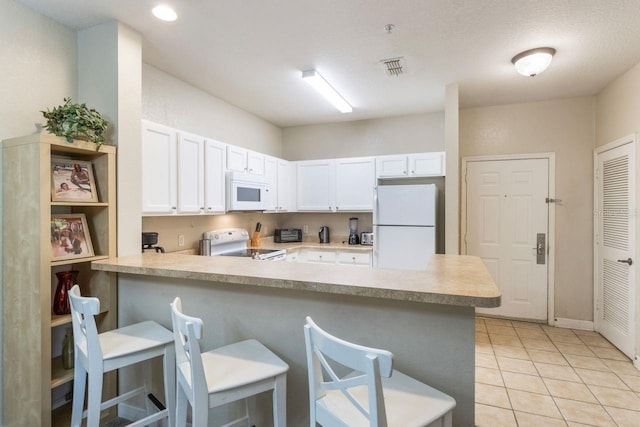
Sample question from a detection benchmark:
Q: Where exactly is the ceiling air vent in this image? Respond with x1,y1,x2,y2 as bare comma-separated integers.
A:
380,57,405,77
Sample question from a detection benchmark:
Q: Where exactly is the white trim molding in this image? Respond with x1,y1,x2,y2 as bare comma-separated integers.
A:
553,317,594,331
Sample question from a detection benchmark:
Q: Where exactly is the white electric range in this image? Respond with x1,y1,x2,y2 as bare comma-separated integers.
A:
202,228,286,261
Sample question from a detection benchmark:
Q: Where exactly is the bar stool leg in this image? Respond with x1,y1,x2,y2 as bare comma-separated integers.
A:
71,362,87,427
272,373,287,427
163,343,176,427
87,365,104,427
175,387,188,427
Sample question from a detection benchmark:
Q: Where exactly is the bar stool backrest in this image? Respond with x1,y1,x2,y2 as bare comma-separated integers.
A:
304,316,394,427
69,285,103,367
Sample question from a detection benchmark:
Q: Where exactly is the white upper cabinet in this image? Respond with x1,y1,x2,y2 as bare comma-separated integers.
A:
177,132,205,214
410,152,446,177
376,152,445,178
264,156,292,212
142,120,177,214
335,157,375,211
296,160,336,211
204,138,226,213
226,145,265,175
277,159,291,211
142,120,227,216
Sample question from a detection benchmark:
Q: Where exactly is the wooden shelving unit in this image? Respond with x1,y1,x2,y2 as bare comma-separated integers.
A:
2,133,117,427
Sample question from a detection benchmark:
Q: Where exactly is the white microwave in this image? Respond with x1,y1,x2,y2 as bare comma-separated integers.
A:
226,171,268,211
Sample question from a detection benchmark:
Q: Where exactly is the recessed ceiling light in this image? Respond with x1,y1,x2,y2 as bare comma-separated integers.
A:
152,5,177,22
511,47,556,77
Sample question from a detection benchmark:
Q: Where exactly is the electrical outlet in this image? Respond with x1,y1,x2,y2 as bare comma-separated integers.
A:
303,225,309,234
178,234,185,246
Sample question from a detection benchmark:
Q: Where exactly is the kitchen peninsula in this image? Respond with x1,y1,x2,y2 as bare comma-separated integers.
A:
93,253,500,426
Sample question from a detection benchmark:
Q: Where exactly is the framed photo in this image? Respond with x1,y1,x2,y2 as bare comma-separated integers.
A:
51,157,98,202
50,214,95,261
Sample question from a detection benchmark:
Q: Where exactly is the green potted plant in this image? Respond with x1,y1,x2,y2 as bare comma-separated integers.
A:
41,97,109,150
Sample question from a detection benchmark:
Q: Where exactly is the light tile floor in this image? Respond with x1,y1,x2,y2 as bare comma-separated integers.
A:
475,317,640,427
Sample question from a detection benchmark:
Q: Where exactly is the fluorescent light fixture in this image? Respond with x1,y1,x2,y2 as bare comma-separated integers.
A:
511,47,556,77
302,70,352,113
152,5,177,22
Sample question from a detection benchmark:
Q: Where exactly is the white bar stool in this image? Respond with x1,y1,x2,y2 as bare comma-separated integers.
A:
69,285,175,427
304,316,456,427
170,297,289,427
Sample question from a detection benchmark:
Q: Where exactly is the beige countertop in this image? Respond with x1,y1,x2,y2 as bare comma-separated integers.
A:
93,253,500,308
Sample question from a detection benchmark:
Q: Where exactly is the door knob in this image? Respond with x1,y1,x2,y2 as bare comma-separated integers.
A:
617,258,633,266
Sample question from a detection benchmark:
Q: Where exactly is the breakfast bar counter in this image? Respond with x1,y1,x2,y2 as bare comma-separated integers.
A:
93,253,500,426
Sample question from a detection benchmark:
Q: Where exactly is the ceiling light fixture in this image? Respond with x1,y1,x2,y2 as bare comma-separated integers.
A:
152,5,177,22
302,70,352,113
511,47,556,77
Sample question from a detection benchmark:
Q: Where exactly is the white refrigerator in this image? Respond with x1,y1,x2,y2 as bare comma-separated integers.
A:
373,184,437,270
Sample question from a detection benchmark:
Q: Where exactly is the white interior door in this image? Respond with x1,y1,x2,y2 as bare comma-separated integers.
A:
595,140,636,358
466,159,549,320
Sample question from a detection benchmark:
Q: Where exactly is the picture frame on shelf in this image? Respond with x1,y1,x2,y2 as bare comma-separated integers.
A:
50,213,95,261
51,157,98,202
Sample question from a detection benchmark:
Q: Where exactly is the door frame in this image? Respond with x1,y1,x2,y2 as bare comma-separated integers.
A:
461,153,556,325
593,133,638,366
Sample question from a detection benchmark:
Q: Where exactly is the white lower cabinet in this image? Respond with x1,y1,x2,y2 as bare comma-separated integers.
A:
286,249,371,267
337,252,372,266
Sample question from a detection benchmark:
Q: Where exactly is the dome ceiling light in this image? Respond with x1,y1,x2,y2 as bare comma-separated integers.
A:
511,47,556,77
152,5,178,22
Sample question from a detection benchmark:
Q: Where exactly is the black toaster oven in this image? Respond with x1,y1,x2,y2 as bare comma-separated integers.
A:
274,228,302,243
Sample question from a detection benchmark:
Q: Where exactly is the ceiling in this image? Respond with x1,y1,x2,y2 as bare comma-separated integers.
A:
15,0,640,128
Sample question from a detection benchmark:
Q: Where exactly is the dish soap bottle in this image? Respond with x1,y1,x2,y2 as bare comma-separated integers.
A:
62,328,74,370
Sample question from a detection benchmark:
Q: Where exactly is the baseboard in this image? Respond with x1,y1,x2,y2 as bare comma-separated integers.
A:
553,317,594,331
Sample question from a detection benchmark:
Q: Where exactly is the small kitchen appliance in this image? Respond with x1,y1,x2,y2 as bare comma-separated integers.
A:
360,232,374,246
348,217,360,245
319,226,330,244
202,228,286,260
142,232,165,253
274,228,303,243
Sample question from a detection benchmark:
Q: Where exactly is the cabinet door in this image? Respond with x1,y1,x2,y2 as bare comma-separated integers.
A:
177,132,205,214
204,139,226,213
226,145,247,172
410,152,445,176
335,157,375,211
375,155,408,178
142,120,177,214
247,150,265,175
296,160,336,211
277,159,290,211
264,156,278,211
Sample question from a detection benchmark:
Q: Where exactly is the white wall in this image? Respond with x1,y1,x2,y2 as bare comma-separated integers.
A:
0,0,77,420
282,112,444,160
142,64,282,157
460,97,596,322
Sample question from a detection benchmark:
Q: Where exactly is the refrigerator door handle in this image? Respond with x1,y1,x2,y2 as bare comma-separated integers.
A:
373,186,378,224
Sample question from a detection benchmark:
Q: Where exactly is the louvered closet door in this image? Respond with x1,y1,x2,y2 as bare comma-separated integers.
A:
595,141,636,358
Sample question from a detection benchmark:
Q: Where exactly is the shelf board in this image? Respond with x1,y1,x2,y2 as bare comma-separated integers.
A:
51,314,72,328
51,255,109,267
51,202,109,207
51,356,74,389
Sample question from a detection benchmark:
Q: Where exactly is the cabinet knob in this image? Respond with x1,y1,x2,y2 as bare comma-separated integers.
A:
411,170,415,174
336,206,339,211
207,207,212,210
403,171,407,175
171,206,177,210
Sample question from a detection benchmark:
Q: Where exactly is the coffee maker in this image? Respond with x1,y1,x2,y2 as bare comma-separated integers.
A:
348,217,360,245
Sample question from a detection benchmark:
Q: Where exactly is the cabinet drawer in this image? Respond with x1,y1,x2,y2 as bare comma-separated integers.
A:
337,252,371,266
304,250,337,263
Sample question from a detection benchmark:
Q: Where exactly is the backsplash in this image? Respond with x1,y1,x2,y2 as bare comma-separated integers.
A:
142,212,373,252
